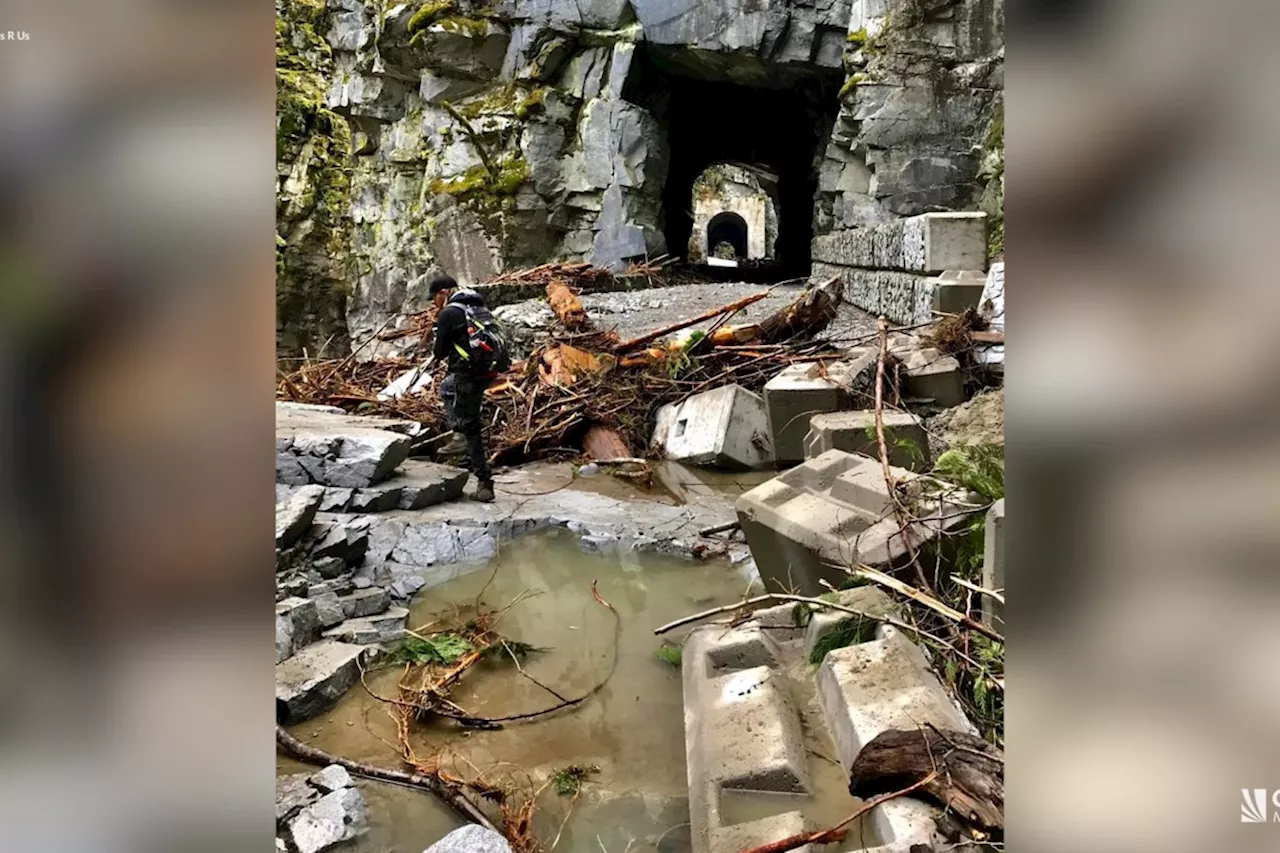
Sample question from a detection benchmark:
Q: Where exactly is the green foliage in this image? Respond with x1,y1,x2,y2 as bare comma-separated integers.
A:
481,639,545,661
550,764,598,796
932,444,1004,502
838,73,869,99
712,241,737,260
808,616,877,664
514,87,548,119
390,632,475,665
791,602,813,629
846,27,868,46
860,423,925,468
429,157,528,200
654,645,682,667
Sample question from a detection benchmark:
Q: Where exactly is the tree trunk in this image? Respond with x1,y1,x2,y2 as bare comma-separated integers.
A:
848,728,1003,833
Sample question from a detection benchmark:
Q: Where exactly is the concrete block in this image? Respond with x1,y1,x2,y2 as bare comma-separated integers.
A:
276,485,325,550
817,627,974,770
683,625,813,853
764,355,874,464
276,641,365,723
652,384,774,470
916,212,987,273
802,587,895,664
810,212,986,274
736,451,968,595
802,410,929,471
932,270,988,315
982,498,1005,630
903,349,965,408
710,812,809,853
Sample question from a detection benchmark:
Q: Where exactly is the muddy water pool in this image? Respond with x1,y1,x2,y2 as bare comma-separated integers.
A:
282,531,757,853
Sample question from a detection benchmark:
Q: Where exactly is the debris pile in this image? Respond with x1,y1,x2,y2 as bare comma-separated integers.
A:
277,272,847,467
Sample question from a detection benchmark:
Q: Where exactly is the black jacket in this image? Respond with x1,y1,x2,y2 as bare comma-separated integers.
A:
432,289,488,373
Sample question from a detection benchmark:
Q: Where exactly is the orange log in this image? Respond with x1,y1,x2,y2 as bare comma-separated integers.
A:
546,279,587,329
583,425,632,461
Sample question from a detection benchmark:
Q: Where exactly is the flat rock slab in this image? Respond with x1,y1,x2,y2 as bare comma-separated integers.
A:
277,485,326,550
276,641,366,723
276,403,415,489
288,786,367,853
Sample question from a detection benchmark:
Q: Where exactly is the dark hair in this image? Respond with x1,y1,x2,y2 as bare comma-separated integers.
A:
428,275,457,296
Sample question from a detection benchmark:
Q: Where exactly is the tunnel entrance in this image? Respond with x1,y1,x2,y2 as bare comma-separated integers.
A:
622,47,842,279
707,211,748,260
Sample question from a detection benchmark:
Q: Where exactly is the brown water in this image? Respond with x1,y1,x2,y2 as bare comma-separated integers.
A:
282,531,754,853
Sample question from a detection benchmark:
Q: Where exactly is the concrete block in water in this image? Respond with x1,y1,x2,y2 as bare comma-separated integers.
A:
735,450,967,595
802,410,929,470
982,498,1005,630
817,627,975,769
276,641,365,723
683,625,810,853
764,355,874,464
652,384,773,469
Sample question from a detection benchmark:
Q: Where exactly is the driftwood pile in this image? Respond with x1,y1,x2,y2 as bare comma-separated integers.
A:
277,265,844,465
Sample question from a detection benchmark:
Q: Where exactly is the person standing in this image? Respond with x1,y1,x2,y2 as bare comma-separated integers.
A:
428,275,510,503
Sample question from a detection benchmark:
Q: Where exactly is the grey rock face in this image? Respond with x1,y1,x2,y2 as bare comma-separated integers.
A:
288,786,368,853
423,824,513,853
276,773,319,826
338,587,391,618
313,516,373,565
277,429,411,490
276,641,366,723
277,486,326,550
277,597,322,654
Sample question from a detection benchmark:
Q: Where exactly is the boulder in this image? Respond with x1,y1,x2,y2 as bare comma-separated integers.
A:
276,486,326,550
424,824,513,853
288,787,367,853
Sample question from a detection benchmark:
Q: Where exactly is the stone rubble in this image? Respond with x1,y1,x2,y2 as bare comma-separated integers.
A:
276,765,368,853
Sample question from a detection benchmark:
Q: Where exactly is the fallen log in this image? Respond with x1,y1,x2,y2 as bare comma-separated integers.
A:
583,425,632,461
546,279,587,329
848,728,1004,834
756,276,841,343
275,725,499,833
613,289,772,354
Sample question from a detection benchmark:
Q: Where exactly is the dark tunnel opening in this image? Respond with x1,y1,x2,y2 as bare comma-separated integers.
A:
706,211,749,259
622,48,842,279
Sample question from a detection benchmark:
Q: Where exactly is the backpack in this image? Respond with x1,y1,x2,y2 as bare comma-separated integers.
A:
458,302,512,375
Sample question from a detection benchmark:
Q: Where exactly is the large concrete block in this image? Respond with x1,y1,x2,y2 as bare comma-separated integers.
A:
903,348,966,408
683,625,811,853
652,384,774,470
817,627,975,769
982,498,1005,630
914,212,988,273
736,451,968,595
764,355,874,465
276,641,365,723
810,212,987,274
932,269,988,315
803,410,929,471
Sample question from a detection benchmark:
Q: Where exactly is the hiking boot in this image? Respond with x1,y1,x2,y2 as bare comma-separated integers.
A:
438,433,468,458
471,481,495,503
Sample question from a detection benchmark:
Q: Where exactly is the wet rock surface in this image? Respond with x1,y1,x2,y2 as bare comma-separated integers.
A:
276,765,368,853
422,824,513,853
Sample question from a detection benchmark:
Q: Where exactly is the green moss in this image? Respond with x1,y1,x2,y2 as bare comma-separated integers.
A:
846,27,868,46
453,83,519,119
407,0,454,33
435,15,490,37
430,164,490,196
838,73,869,99
654,645,681,667
514,87,548,119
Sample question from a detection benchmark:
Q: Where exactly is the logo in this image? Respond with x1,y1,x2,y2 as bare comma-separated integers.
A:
1243,789,1268,823
0,31,31,41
